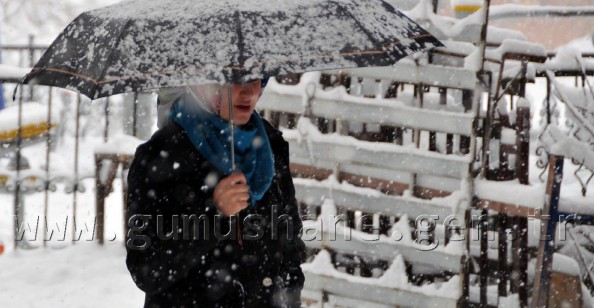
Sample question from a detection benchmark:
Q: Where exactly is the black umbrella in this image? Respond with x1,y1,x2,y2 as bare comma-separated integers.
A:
23,0,442,100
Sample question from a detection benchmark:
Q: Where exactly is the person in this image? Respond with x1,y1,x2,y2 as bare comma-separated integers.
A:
125,79,306,307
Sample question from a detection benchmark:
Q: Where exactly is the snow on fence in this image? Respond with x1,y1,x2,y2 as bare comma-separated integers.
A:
284,118,471,194
324,61,477,91
258,62,476,306
538,59,594,198
259,62,479,189
302,251,460,307
260,80,475,136
546,71,594,145
294,178,465,273
256,35,569,305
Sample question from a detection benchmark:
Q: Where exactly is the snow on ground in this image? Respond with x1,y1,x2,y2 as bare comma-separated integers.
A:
0,113,140,306
0,174,141,306
0,242,144,307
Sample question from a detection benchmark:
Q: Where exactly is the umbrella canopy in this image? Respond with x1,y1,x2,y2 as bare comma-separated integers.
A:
24,0,442,100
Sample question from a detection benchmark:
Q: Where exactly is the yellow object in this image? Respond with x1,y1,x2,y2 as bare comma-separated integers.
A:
0,175,7,186
453,5,482,13
0,122,56,141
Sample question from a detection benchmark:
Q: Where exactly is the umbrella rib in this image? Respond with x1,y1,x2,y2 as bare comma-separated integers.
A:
44,67,103,84
233,10,246,80
91,18,136,99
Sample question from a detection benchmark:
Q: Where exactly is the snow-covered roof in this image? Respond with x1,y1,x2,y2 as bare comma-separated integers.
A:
94,133,144,155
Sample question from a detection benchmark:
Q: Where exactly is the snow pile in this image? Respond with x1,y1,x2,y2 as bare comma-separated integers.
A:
485,28,528,47
497,293,519,308
552,252,581,276
0,102,59,133
489,4,594,20
300,192,465,256
0,243,144,307
562,33,594,53
500,127,516,145
451,0,482,7
94,133,144,155
543,71,594,166
406,0,483,39
485,39,546,62
474,178,545,209
302,249,461,299
538,46,594,72
406,0,527,46
539,125,594,172
550,81,594,114
388,214,413,243
377,255,409,288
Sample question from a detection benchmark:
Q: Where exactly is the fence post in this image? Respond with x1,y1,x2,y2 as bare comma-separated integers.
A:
28,35,35,101
95,157,106,245
104,97,110,142
498,212,508,297
480,208,489,307
13,85,24,249
516,99,530,185
532,155,564,308
72,94,81,242
124,92,153,140
43,87,53,247
0,34,4,110
516,63,530,307
459,90,472,154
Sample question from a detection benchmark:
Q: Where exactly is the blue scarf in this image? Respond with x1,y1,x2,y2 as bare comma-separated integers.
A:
170,92,275,204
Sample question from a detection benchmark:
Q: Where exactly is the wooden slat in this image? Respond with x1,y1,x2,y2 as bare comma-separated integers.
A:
290,158,462,194
325,63,477,90
303,271,459,307
286,137,471,179
303,229,463,272
477,199,541,218
326,294,393,308
300,289,323,305
259,92,475,136
338,171,410,195
294,179,462,223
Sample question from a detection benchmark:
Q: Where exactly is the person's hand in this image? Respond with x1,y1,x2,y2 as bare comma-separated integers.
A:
213,173,250,216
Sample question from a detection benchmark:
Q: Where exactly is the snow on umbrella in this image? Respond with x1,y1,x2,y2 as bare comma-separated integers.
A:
22,0,442,100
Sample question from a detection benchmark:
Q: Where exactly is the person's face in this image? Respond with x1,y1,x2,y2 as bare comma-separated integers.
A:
219,80,262,125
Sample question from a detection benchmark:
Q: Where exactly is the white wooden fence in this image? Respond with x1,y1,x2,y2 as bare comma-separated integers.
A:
258,59,478,307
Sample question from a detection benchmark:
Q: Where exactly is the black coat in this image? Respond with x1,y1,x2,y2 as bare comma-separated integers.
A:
125,120,306,308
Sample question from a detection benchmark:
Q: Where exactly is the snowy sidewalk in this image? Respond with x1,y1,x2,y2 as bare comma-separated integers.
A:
0,242,144,307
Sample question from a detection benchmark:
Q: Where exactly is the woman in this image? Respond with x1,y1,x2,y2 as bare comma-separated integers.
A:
125,80,305,307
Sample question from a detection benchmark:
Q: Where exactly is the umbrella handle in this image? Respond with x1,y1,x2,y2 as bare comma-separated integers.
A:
227,84,236,172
